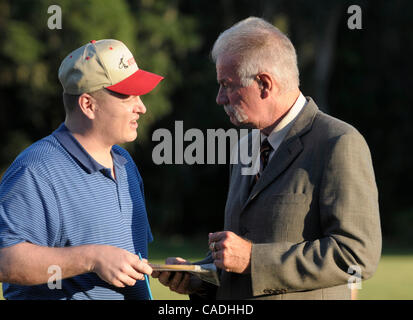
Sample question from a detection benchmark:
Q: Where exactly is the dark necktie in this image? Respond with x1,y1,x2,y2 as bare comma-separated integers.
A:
251,138,272,188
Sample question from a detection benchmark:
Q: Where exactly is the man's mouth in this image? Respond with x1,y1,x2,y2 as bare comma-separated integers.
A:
130,120,138,128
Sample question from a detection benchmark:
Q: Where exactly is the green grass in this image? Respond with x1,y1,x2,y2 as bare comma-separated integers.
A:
357,254,413,299
1,239,413,300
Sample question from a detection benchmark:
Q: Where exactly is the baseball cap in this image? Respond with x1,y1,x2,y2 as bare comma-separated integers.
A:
58,39,163,96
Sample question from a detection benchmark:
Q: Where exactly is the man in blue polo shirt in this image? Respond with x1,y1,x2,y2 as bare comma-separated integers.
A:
0,39,163,299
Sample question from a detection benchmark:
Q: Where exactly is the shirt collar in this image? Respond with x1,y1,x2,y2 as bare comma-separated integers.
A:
52,123,128,174
261,92,307,147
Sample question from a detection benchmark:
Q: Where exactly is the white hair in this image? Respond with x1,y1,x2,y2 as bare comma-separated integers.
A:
211,17,300,92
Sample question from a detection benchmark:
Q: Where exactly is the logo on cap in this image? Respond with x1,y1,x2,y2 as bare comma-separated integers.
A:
119,55,136,70
119,55,129,69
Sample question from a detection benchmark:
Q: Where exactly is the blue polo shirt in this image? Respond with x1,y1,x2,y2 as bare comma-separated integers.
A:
0,123,153,300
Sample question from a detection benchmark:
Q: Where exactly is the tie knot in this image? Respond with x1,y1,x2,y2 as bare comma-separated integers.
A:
260,138,272,153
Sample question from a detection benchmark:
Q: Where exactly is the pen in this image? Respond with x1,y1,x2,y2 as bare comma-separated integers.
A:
138,252,153,300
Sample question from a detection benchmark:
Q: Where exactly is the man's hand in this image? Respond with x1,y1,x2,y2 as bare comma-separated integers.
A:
89,245,153,288
151,257,203,295
208,231,252,274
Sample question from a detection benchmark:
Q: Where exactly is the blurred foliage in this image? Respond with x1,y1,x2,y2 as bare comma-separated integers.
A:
0,0,200,148
0,0,412,247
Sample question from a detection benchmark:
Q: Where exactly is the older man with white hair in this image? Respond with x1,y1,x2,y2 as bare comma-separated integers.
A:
154,17,381,300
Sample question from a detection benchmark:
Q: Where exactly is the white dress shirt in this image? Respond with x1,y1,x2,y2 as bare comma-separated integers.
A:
260,92,307,168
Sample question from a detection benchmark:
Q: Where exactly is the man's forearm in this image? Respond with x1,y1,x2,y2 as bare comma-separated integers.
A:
0,242,95,285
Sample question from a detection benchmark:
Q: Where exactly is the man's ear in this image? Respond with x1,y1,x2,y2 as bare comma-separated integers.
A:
78,93,97,120
257,73,279,98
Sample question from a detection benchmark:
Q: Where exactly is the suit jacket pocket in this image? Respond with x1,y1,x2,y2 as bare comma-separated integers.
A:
269,193,310,242
241,193,310,243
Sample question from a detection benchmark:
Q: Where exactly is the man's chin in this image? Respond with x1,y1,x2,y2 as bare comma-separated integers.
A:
229,117,253,129
123,133,138,144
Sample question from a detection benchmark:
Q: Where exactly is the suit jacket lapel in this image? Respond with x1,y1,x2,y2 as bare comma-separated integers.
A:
241,97,318,211
224,131,257,231
240,171,255,207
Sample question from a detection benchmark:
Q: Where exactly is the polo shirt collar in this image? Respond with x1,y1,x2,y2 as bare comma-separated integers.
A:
53,123,127,174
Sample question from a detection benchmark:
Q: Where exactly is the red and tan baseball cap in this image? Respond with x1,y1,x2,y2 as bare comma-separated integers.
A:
58,39,163,96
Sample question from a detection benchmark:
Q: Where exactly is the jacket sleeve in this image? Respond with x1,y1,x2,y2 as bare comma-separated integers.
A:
250,131,382,295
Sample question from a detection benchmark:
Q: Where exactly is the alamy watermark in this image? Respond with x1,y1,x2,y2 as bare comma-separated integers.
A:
152,121,262,175
47,5,62,30
347,5,362,30
47,4,362,31
47,265,62,290
347,264,362,290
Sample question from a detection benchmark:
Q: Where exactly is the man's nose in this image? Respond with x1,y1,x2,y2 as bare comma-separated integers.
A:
134,96,146,114
216,87,229,106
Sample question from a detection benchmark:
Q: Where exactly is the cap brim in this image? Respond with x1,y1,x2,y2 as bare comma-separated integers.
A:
106,69,164,96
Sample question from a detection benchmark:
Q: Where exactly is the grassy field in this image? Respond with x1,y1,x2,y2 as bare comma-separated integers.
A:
357,253,413,299
1,238,412,300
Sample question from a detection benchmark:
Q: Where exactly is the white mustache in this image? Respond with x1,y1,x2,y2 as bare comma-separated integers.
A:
224,105,248,123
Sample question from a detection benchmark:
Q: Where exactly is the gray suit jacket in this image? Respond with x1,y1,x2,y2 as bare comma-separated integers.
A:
199,97,381,300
